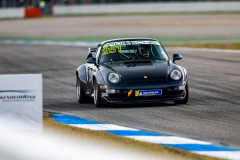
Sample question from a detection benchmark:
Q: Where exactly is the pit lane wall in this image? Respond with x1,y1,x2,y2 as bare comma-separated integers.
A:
0,8,24,18
0,7,41,19
0,74,43,131
53,2,240,15
1,2,240,19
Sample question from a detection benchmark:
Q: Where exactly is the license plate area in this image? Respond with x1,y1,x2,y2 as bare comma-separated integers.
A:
135,89,162,96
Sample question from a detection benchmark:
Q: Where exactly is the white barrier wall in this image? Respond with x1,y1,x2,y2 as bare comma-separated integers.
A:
54,2,240,15
0,74,42,131
0,8,24,18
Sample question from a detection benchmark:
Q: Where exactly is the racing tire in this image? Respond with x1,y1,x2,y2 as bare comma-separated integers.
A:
174,82,189,104
93,80,106,108
76,77,89,103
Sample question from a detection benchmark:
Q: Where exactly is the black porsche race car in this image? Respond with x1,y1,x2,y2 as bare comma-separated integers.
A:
76,38,188,107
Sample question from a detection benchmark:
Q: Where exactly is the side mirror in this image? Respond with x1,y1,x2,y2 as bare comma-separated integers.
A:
86,47,97,60
173,54,182,63
87,57,96,65
86,53,93,60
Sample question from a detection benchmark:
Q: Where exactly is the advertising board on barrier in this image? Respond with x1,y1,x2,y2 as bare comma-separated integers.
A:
0,74,42,131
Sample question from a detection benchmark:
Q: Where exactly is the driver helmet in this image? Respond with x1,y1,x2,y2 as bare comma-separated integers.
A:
141,45,151,57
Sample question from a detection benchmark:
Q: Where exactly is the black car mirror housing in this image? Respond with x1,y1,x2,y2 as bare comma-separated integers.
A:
87,57,97,65
86,47,97,60
86,52,93,60
173,54,182,63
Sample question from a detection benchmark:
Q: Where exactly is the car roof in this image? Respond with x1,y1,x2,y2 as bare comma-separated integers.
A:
100,38,159,45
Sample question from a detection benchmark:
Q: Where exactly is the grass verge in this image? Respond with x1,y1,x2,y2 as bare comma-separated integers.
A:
1,35,240,50
43,113,224,160
166,42,240,50
1,36,240,45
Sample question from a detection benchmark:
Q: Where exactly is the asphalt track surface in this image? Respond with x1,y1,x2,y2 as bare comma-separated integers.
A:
1,44,240,149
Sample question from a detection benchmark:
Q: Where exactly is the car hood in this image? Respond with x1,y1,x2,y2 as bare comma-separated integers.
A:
102,60,168,82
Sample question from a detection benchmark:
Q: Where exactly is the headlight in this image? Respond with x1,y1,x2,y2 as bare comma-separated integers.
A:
108,73,120,84
170,69,182,80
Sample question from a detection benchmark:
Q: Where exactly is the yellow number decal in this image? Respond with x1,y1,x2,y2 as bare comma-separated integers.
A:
102,45,121,55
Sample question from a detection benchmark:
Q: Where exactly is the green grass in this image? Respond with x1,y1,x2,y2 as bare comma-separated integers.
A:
1,35,240,50
167,42,240,50
1,35,240,44
43,114,224,160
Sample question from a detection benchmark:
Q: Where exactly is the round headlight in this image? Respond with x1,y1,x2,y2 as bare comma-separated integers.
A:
108,73,120,84
170,69,182,80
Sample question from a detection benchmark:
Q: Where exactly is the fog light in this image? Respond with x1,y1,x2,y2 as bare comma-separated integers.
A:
100,85,107,90
178,86,185,90
107,89,116,93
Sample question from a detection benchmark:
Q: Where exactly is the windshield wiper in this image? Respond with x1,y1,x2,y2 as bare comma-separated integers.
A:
119,52,130,59
130,41,140,61
125,41,133,60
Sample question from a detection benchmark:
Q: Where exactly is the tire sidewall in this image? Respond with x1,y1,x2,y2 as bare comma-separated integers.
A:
93,81,104,107
76,77,81,101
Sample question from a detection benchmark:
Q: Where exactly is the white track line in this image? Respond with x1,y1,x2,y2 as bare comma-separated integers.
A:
69,124,139,131
125,136,211,145
52,114,240,160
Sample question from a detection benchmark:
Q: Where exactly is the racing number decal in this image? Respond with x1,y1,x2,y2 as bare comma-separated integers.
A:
102,45,121,55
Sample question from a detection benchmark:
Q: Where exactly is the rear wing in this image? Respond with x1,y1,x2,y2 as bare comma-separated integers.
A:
86,47,97,60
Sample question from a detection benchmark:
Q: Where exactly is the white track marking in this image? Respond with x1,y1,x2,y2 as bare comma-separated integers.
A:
125,136,211,145
69,124,139,131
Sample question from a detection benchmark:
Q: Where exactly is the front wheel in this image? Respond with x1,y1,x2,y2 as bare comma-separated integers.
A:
93,80,106,108
76,77,88,103
174,82,189,104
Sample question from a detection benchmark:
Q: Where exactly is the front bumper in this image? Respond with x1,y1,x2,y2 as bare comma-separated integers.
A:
101,88,186,104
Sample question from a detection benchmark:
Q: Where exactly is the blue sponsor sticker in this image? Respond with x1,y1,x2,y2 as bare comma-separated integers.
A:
135,89,162,96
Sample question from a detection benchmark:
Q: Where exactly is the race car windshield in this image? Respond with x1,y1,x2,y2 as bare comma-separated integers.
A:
99,41,169,63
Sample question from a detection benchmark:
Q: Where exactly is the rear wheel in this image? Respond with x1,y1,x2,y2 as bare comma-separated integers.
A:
76,77,89,103
174,82,189,104
93,80,106,108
